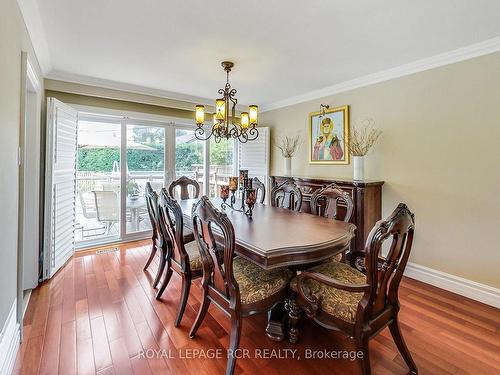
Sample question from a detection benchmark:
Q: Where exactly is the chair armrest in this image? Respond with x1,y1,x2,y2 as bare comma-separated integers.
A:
297,271,370,293
293,271,369,318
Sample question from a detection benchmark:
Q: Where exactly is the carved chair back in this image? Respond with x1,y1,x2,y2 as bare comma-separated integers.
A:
252,177,266,204
191,196,240,307
360,203,415,320
168,176,200,200
310,183,353,222
158,189,189,269
270,180,303,211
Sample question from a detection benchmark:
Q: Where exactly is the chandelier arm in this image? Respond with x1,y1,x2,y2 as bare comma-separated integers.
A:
194,125,215,141
237,131,249,143
246,126,259,141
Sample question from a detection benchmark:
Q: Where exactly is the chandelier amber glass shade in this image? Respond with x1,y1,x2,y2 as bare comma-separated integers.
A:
249,105,258,124
240,112,249,129
195,105,205,124
215,99,226,121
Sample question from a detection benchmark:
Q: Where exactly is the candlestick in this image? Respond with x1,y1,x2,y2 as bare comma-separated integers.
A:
228,177,238,191
239,170,248,188
245,188,257,218
220,185,230,199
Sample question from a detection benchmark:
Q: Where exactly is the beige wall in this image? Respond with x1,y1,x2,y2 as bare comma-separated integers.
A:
261,53,500,288
0,0,44,327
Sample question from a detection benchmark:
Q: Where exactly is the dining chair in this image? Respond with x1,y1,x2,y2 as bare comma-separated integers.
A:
252,177,266,204
156,189,200,326
168,176,200,200
143,182,168,287
310,183,354,261
287,203,417,375
310,183,353,221
92,190,120,234
189,196,292,375
270,180,302,211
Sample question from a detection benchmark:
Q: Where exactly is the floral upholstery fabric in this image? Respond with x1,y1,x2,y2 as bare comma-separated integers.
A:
184,241,202,270
233,257,293,305
291,261,366,323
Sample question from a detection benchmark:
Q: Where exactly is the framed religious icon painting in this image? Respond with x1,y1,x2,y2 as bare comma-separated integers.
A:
309,105,349,164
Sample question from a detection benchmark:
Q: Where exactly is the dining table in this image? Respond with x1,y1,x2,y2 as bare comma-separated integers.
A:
178,197,356,341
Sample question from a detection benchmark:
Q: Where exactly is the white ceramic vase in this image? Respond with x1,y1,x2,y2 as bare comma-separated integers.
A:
353,156,365,181
284,157,292,176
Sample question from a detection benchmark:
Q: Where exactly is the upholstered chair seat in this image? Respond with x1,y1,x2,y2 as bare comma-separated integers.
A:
233,257,293,305
182,241,202,271
290,261,366,323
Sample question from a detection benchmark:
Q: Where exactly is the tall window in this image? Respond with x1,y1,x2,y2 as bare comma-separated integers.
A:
76,120,121,243
126,124,165,234
174,128,205,197
209,137,234,197
74,112,238,248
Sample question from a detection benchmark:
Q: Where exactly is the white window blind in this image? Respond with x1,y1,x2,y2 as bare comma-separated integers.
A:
237,127,270,203
43,98,78,279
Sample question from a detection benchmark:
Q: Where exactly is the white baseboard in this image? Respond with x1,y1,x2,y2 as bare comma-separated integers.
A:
0,299,20,375
404,263,500,309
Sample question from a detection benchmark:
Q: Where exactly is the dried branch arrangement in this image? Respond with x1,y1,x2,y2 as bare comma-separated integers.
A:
348,119,382,156
275,134,301,158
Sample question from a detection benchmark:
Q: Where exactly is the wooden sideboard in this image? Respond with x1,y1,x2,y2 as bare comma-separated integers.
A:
270,176,384,252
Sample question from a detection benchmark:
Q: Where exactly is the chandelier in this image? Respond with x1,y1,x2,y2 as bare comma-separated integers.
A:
194,61,259,143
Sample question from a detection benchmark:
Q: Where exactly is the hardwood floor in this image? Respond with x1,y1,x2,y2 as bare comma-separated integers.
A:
14,240,500,375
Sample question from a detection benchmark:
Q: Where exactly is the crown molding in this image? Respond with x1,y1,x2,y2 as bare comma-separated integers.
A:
261,36,500,112
16,0,52,74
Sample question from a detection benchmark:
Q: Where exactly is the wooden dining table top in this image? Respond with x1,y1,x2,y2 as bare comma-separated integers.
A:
178,198,356,270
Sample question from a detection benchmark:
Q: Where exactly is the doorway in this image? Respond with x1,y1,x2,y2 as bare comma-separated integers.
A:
17,52,42,328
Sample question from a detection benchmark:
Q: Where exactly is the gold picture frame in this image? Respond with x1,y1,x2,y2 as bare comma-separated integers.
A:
309,105,349,165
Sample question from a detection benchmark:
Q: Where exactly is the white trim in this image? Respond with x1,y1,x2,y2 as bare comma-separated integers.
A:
26,59,40,92
404,263,500,309
23,290,32,318
261,36,500,112
0,300,21,375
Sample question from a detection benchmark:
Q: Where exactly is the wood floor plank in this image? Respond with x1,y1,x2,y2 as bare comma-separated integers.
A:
15,240,500,375
59,320,77,375
109,338,134,375
39,304,63,375
90,316,113,372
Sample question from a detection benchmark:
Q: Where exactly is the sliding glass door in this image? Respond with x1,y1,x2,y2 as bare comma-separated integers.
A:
75,112,237,249
76,118,122,244
125,124,165,235
76,116,169,247
174,128,205,198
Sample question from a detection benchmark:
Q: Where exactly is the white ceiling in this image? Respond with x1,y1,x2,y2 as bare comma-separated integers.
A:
25,0,500,108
